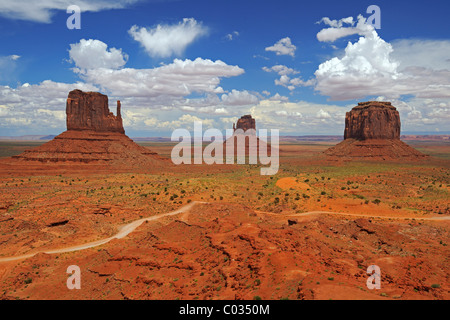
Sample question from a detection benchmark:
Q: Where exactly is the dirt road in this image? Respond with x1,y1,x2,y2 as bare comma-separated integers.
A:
0,201,447,263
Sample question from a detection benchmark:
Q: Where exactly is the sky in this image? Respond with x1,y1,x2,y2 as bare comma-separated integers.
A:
0,0,449,137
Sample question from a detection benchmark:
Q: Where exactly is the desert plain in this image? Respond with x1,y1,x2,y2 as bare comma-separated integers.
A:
0,137,448,300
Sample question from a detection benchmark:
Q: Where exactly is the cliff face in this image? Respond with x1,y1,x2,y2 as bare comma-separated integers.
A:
13,89,168,168
66,89,124,134
325,101,427,161
344,102,400,140
233,115,256,132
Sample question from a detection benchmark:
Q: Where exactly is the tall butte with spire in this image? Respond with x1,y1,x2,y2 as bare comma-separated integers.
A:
66,90,124,134
325,101,428,160
13,89,167,168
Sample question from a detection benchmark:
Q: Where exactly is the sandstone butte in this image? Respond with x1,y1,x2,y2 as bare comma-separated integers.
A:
12,89,168,168
225,114,272,157
325,101,428,160
233,114,256,133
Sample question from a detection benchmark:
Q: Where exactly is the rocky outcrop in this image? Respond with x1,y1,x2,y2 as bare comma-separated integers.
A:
225,114,272,157
233,115,256,132
13,90,168,169
325,101,428,161
344,102,400,140
66,90,124,134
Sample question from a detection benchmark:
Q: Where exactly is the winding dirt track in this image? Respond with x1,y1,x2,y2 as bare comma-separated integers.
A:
261,210,450,221
0,202,448,263
0,201,202,263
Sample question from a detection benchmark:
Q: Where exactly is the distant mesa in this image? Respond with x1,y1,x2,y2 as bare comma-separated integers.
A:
344,102,400,140
225,114,271,157
233,115,256,133
13,89,167,167
325,101,428,160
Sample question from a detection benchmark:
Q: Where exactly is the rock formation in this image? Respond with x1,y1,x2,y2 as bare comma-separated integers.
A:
233,115,256,133
66,90,124,134
325,101,427,160
13,90,167,169
225,114,271,157
344,102,400,140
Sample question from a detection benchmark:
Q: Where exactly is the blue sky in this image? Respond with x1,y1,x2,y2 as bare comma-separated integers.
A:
1,0,449,136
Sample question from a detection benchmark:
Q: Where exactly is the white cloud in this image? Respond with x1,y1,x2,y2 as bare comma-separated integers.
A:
263,64,314,91
316,109,331,119
317,16,355,28
144,114,216,130
225,31,239,41
221,90,259,106
316,15,373,42
76,57,244,98
69,39,128,70
265,37,296,57
268,93,289,102
314,20,450,100
263,65,299,76
0,0,141,23
128,18,208,58
0,80,98,132
391,39,450,71
249,99,347,133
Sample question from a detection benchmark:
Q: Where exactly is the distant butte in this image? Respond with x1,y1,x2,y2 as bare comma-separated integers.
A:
233,115,256,133
225,114,271,157
325,101,428,160
12,90,168,168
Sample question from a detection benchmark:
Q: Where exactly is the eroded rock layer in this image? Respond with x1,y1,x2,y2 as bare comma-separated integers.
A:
11,90,168,168
344,102,400,140
13,131,163,164
325,102,428,160
325,139,427,160
226,115,272,157
66,90,125,134
233,115,256,132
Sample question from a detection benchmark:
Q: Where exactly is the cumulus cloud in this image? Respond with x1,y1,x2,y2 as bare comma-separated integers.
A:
144,114,216,131
0,0,141,23
315,28,399,99
265,37,296,57
69,39,128,70
0,38,249,134
77,57,244,98
248,99,347,133
263,65,314,91
129,18,208,58
0,80,98,133
314,19,450,100
316,15,373,42
262,65,299,76
221,90,259,106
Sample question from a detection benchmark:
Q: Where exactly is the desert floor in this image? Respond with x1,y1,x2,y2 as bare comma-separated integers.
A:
0,139,448,300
